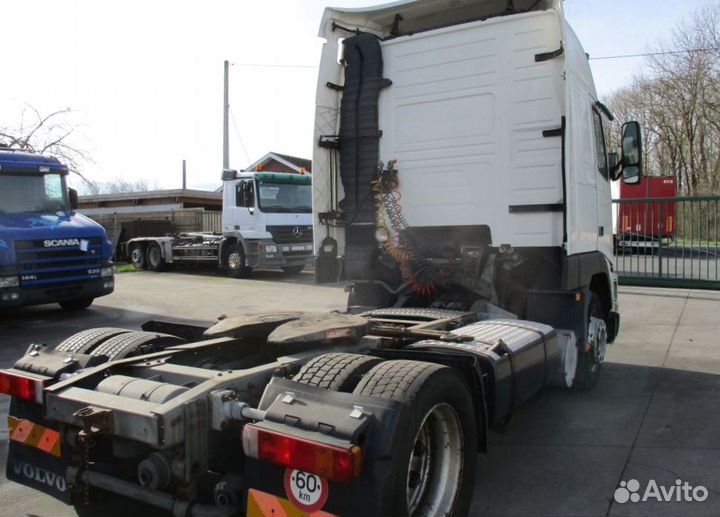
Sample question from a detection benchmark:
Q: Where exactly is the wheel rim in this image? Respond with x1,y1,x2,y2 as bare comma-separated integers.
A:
588,316,608,368
131,247,143,265
228,252,242,270
564,338,578,387
406,403,464,517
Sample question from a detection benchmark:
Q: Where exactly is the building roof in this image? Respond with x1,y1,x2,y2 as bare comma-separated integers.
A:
244,152,311,173
79,188,221,204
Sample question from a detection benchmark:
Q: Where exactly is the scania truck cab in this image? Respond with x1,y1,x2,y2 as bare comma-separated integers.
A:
0,150,114,310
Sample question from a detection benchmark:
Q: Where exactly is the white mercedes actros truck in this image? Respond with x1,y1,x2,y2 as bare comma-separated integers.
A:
2,2,643,517
126,170,314,277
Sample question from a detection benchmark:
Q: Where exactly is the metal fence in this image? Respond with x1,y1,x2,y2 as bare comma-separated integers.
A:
613,196,720,289
199,211,222,233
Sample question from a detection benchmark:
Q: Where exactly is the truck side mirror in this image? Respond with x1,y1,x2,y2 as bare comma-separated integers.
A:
621,121,642,184
68,188,79,210
222,169,238,181
608,152,621,180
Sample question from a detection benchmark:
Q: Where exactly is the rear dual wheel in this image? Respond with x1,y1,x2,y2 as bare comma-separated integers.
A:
294,355,476,516
146,242,166,272
55,328,183,360
129,244,147,270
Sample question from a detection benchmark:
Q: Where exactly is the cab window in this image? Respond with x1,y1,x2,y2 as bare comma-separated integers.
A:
592,109,609,179
235,181,255,207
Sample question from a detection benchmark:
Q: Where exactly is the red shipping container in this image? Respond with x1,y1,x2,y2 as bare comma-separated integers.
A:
617,176,677,240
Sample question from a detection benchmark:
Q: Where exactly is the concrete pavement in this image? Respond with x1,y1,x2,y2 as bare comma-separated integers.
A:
0,271,718,516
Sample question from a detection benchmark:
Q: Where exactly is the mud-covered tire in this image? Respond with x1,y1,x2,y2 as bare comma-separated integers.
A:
293,353,382,392
129,243,147,270
55,327,134,354
59,298,94,311
226,243,252,278
281,265,305,274
354,360,477,516
146,242,166,272
89,331,184,361
573,293,607,391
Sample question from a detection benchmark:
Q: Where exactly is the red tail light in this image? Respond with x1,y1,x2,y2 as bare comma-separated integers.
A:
243,424,362,483
0,370,44,403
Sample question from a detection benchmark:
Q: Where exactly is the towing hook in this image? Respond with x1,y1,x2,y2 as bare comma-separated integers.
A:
73,405,113,438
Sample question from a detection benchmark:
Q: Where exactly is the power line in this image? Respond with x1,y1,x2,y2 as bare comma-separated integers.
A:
228,106,251,165
590,48,720,60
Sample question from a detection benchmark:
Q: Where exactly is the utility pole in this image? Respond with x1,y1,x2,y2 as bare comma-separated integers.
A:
223,60,230,170
182,159,187,190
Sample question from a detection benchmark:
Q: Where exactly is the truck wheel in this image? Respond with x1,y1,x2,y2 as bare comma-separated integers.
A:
59,298,94,311
281,265,305,274
89,331,184,361
293,353,382,392
226,243,252,278
146,242,166,272
573,293,608,390
354,360,477,517
55,327,134,354
129,244,147,270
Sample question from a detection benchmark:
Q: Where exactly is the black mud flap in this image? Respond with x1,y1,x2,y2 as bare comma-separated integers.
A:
6,399,72,503
6,441,72,504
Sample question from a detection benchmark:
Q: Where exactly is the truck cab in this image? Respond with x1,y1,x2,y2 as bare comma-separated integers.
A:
221,169,314,274
0,150,114,309
312,0,644,386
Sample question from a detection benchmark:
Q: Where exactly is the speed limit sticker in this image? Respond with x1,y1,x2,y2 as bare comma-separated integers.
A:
283,469,329,512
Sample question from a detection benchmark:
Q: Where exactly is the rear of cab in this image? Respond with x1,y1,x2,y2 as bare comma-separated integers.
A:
312,0,618,313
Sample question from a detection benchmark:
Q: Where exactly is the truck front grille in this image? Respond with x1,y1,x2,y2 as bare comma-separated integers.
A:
15,237,104,287
266,225,313,244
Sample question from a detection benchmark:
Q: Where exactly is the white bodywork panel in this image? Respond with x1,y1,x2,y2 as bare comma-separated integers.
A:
313,0,615,267
377,10,564,247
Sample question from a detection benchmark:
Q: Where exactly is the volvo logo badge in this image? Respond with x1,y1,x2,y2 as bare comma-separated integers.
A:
292,227,303,240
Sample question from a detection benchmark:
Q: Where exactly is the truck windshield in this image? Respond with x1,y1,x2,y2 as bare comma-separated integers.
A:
257,181,311,213
0,173,69,213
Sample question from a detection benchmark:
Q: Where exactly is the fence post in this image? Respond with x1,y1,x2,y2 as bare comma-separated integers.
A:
658,202,663,278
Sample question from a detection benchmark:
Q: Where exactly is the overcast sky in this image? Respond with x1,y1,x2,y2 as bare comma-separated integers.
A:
1,0,710,191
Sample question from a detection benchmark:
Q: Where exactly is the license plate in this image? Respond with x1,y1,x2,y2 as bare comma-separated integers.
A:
247,488,335,517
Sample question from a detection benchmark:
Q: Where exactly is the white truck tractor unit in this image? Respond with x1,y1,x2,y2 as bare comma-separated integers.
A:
126,170,314,276
2,1,644,516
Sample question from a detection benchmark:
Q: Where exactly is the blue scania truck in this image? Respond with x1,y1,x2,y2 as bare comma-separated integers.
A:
0,150,114,310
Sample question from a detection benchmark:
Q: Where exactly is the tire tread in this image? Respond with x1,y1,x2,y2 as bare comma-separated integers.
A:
55,327,133,354
90,331,183,361
294,353,381,391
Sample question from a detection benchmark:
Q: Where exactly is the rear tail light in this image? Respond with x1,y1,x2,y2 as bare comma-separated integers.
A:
0,370,44,403
242,424,362,483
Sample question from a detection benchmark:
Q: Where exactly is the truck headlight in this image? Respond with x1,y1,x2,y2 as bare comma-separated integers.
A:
265,245,278,254
0,276,19,288
101,266,114,278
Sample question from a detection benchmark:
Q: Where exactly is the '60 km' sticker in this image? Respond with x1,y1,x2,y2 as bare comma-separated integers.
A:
283,469,329,512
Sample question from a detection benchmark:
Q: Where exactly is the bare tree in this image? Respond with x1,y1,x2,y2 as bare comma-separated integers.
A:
606,1,720,196
81,177,160,195
0,105,94,187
